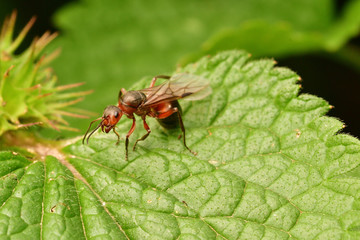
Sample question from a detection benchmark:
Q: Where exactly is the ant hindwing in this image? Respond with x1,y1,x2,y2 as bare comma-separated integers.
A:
83,73,211,160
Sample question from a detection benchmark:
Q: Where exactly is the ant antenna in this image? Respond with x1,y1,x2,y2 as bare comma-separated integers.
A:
82,117,102,144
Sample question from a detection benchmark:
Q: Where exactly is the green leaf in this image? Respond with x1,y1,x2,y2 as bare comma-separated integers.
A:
2,50,360,239
179,20,325,64
0,158,43,239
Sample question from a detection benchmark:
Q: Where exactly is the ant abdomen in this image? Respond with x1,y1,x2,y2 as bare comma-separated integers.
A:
156,101,182,129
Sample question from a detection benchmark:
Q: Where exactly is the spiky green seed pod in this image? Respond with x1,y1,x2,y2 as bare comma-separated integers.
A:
0,11,92,136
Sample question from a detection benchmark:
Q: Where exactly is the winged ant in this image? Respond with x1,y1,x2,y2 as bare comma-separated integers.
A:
83,73,211,160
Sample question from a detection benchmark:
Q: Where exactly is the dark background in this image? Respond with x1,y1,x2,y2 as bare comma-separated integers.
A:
1,0,360,138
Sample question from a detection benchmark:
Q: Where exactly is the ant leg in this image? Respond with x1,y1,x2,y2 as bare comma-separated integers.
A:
157,107,196,155
175,108,197,156
133,116,151,151
120,88,127,95
118,88,127,105
112,128,121,145
150,75,171,87
125,116,136,160
113,127,120,145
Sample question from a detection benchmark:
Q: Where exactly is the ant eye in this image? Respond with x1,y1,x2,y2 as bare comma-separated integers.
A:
114,111,119,118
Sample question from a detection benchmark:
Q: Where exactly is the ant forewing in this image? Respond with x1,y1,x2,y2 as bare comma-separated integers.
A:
83,73,211,160
139,73,212,106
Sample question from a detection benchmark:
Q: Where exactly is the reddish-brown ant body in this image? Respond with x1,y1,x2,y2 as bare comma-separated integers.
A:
83,73,211,160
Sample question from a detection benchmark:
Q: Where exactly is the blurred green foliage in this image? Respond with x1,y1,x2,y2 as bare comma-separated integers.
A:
1,0,359,137
47,0,360,136
181,0,360,63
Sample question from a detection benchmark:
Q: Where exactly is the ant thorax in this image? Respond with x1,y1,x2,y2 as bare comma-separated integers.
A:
120,91,146,108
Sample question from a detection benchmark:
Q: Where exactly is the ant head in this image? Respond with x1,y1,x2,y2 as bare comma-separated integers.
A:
101,105,123,133
83,105,123,144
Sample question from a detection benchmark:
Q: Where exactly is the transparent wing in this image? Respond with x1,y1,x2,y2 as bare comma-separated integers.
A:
140,73,211,107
